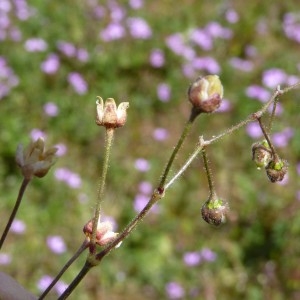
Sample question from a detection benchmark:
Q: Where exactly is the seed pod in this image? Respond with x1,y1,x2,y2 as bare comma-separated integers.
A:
265,158,288,183
252,140,272,169
201,194,229,226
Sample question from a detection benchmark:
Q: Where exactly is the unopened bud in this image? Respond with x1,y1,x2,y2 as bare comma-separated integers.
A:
188,75,223,114
252,140,272,169
201,194,229,226
265,158,288,183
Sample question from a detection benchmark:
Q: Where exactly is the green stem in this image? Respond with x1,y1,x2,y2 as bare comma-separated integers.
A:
159,112,196,190
91,128,115,253
0,178,30,250
38,240,89,300
57,261,93,300
201,148,215,196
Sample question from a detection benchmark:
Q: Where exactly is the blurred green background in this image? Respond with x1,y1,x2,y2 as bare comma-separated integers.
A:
1,0,300,299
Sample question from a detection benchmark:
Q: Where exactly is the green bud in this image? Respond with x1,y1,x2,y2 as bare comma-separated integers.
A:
265,158,288,183
252,140,272,170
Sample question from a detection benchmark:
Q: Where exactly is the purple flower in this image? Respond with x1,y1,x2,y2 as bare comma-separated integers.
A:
55,280,68,295
133,193,159,213
225,9,239,23
229,57,253,72
129,0,144,9
127,17,152,39
283,13,300,43
262,68,287,88
43,102,59,116
54,167,82,188
205,22,232,39
0,56,19,98
24,38,48,52
157,83,171,102
166,33,185,55
183,251,202,266
216,99,231,112
109,4,125,22
57,41,76,57
200,248,217,262
41,54,60,74
272,127,294,148
10,219,26,234
54,143,67,156
149,49,165,68
134,158,150,172
37,275,53,292
77,48,89,62
100,22,125,41
47,235,67,254
153,128,169,141
30,129,47,141
245,85,271,102
67,72,88,95
189,28,213,51
245,122,263,139
165,282,185,299
138,181,152,194
0,253,11,265
192,56,221,73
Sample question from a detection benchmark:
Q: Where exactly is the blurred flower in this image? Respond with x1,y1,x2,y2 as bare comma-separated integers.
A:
96,97,129,128
267,101,283,116
16,137,58,179
216,98,231,112
183,251,202,266
0,253,12,265
189,28,213,50
24,38,47,52
245,85,271,102
109,3,125,22
138,181,152,194
166,33,185,55
205,22,232,39
262,68,287,88
54,167,82,188
283,13,300,43
149,48,165,68
15,0,33,20
229,57,253,72
0,56,19,99
192,56,221,74
76,48,89,62
245,122,263,139
54,143,67,156
165,282,185,299
57,41,76,57
272,127,294,148
43,102,59,116
30,128,46,140
55,280,68,296
127,17,152,39
225,8,239,23
41,54,60,74
10,219,26,234
129,0,144,9
100,22,125,41
67,72,88,95
297,162,300,175
134,158,150,172
153,127,169,141
133,193,159,213
200,248,217,262
46,235,67,254
37,275,53,292
157,83,171,102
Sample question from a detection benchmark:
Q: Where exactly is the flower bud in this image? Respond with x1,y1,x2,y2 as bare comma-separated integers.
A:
15,138,57,180
265,158,288,183
96,97,129,128
252,140,272,170
201,194,229,226
188,75,223,114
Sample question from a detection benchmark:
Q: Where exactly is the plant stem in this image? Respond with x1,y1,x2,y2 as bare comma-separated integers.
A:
91,128,115,253
159,112,196,190
201,147,215,196
38,240,89,300
0,178,30,250
58,261,93,300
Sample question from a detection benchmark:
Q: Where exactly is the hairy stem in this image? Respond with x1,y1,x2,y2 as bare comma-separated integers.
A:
91,128,115,253
0,178,30,250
